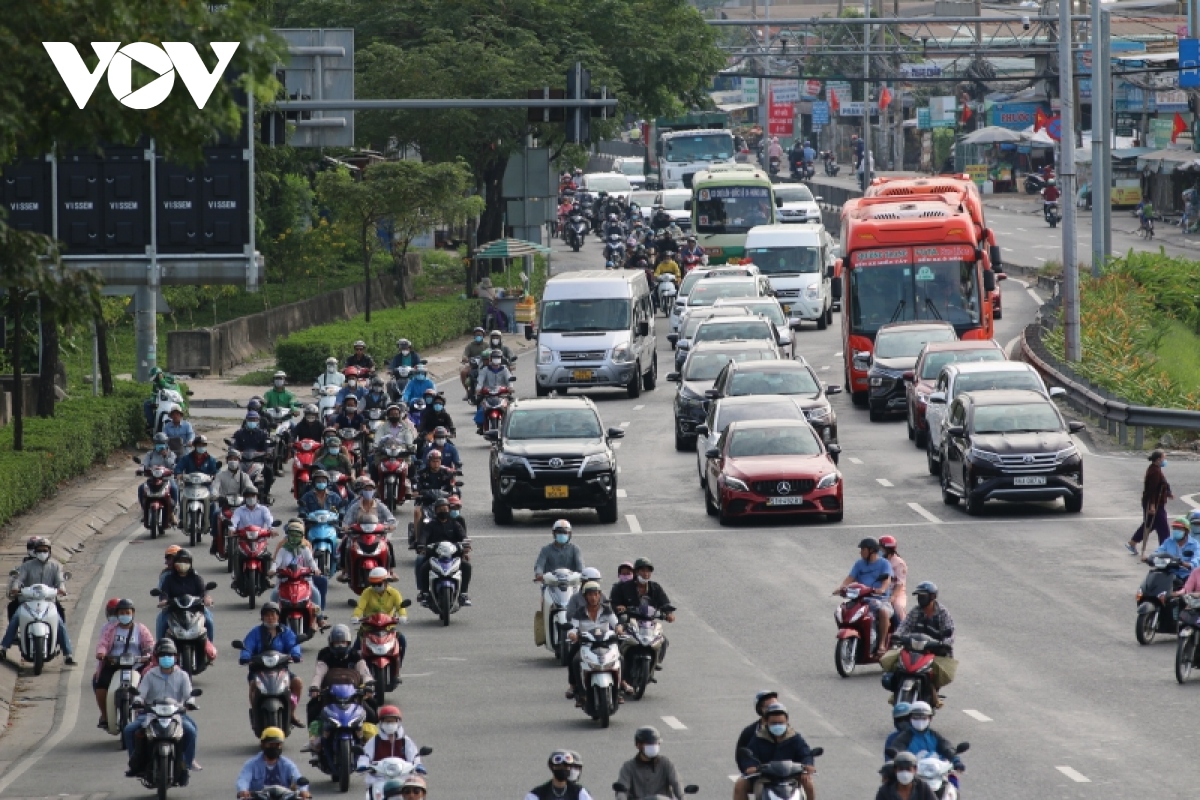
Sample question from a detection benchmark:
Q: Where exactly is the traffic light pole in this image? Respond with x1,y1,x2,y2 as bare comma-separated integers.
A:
1059,0,1080,363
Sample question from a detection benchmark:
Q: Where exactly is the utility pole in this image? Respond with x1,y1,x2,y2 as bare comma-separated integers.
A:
862,0,872,190
1059,0,1080,362
757,0,772,170
1090,0,1111,276
1099,7,1111,260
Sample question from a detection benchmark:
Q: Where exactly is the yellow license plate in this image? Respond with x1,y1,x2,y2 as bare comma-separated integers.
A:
782,304,792,314
572,370,593,381
545,485,569,499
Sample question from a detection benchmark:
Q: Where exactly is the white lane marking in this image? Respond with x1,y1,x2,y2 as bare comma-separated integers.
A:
633,404,645,411
907,502,943,524
963,709,993,722
619,421,631,428
876,478,894,487
662,715,687,730
1035,256,1047,262
1002,247,1014,252
1004,335,1021,358
626,514,642,533
0,522,138,794
1181,493,1200,509
1011,277,1029,288
1072,435,1090,455
835,351,843,357
617,466,622,474
1026,288,1042,304
820,365,830,371
1015,227,1028,232
728,775,741,783
617,489,628,498
1056,766,1091,783
849,457,864,464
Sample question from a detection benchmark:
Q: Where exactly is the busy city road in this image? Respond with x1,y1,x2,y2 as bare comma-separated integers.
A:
1,237,1198,800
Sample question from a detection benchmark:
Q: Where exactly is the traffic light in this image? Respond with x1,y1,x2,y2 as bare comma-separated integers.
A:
566,63,591,145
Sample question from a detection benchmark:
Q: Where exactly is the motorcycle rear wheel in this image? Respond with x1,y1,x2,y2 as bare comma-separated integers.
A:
835,638,857,677
1136,610,1158,645
1177,631,1197,683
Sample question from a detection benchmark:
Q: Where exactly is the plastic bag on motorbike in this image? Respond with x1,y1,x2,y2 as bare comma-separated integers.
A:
534,610,546,647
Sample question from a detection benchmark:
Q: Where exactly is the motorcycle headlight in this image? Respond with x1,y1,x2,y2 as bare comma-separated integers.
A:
723,475,749,492
816,471,841,490
611,343,634,364
537,345,554,365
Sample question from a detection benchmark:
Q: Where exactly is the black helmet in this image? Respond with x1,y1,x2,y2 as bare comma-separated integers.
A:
193,434,208,447
634,726,662,745
914,581,939,597
633,557,654,572
755,689,779,713
260,601,281,618
173,549,193,564
155,638,178,656
329,623,353,653
858,537,881,552
115,598,136,612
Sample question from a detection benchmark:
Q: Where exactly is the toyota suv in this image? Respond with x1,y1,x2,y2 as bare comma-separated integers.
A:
939,389,1084,515
487,397,624,525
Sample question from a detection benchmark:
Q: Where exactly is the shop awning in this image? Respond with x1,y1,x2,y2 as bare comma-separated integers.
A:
1137,148,1200,172
716,102,758,113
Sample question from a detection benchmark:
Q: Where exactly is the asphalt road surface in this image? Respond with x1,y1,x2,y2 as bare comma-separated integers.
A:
2,235,1198,800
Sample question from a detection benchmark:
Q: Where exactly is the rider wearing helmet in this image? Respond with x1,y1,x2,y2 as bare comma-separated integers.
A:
534,520,584,581
487,330,515,366
352,567,410,649
139,431,180,528
307,623,374,726
299,468,347,516
615,726,684,800
414,498,471,606
735,702,815,800
885,702,913,759
566,568,605,617
735,690,779,763
417,393,454,438
357,704,424,781
402,362,437,406
272,518,328,614
565,582,622,706
232,411,276,501
364,376,390,414
2,537,75,664
333,393,370,437
383,776,427,798
159,545,183,586
880,535,908,620
125,638,198,784
316,356,346,389
422,425,460,470
335,369,368,410
162,404,195,451
239,601,305,716
389,338,422,372
525,750,593,800
315,434,355,479
264,371,297,411
105,596,121,624
236,726,309,798
881,581,958,705
293,404,326,443
473,350,513,432
94,598,155,728
834,538,894,658
460,326,490,399
345,340,375,371
155,548,216,644
888,700,966,774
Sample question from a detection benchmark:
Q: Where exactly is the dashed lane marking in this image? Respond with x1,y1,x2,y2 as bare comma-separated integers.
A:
820,365,830,371
876,478,894,487
662,715,687,730
963,709,992,722
616,489,628,498
626,514,642,533
849,457,863,464
633,405,645,411
835,351,843,357
619,421,631,427
1181,493,1200,509
907,502,943,524
1056,766,1090,783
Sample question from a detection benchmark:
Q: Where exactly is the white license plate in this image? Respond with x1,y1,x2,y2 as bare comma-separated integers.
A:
1014,476,1047,486
766,496,806,506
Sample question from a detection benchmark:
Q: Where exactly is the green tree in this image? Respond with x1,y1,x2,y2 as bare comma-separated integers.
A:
315,167,392,323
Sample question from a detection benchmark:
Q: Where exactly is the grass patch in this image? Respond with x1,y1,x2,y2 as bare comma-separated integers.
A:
232,369,277,386
1153,320,1200,396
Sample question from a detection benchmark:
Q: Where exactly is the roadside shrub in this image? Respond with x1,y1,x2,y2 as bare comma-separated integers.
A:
1112,250,1200,334
0,382,143,528
275,297,481,379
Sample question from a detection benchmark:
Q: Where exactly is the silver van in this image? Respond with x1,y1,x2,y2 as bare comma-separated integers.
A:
530,270,658,398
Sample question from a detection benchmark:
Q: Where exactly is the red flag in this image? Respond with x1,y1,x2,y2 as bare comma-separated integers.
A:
1034,106,1049,132
829,89,840,113
1173,112,1188,143
961,103,972,124
879,87,892,110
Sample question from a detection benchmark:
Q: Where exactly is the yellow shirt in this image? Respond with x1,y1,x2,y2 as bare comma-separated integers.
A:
654,260,681,279
352,585,408,620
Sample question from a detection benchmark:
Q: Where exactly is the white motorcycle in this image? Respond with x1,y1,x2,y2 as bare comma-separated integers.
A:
105,651,148,739
8,581,66,674
151,386,189,435
656,274,678,316
537,569,581,666
180,472,214,548
421,540,468,627
360,751,432,800
313,384,340,426
917,756,960,799
575,621,622,728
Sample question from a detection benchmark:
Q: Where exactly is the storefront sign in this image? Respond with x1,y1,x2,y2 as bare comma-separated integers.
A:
768,96,794,136
991,102,1043,131
964,164,988,185
1111,184,1143,205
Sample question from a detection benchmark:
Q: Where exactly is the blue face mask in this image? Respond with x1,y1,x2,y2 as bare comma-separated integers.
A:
433,404,444,412
555,533,570,545
1161,460,1168,468
246,421,258,430
315,481,328,491
450,510,461,518
155,444,166,452
767,723,787,737
118,613,134,625
1173,529,1186,542
196,447,207,454
158,656,175,670
475,336,483,343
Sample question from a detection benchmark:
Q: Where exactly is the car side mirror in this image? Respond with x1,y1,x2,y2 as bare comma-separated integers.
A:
902,370,915,382
667,333,679,345
928,392,947,404
695,424,710,437
1068,420,1085,433
704,389,719,399
484,430,500,442
815,196,824,202
990,243,1003,269
607,427,626,439
705,447,720,459
955,742,970,754
827,443,842,454
775,197,784,207
1049,386,1067,398
946,425,965,437
205,581,218,591
825,384,843,395
637,320,650,337
150,588,162,597
678,340,691,350
983,269,996,293
666,372,680,382
683,200,692,211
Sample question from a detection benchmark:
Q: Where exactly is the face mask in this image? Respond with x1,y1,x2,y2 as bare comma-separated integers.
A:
158,655,175,669
491,339,501,347
246,498,258,508
155,444,166,452
637,575,650,585
1161,460,1168,468
911,718,930,732
554,534,570,545
568,767,581,782
246,421,258,430
196,447,207,454
389,417,401,424
287,537,304,550
360,490,375,501
35,551,50,562
327,366,337,374
175,563,191,573
917,594,933,608
491,361,502,368
642,744,660,758
433,404,443,412
401,348,410,354
263,746,283,760
315,482,328,491
436,511,449,521
118,613,134,625
767,723,788,737
372,584,386,594
450,509,461,518
895,771,915,786
434,438,446,446
228,461,240,472
474,336,483,343
551,769,571,782
274,380,284,388
1173,529,1186,541
380,721,401,736
619,574,633,583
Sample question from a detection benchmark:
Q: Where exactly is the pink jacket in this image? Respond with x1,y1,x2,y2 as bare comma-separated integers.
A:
94,621,155,677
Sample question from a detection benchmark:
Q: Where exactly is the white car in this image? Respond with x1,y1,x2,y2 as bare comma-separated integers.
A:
578,172,633,202
655,189,692,232
629,190,658,223
773,183,822,224
613,157,648,189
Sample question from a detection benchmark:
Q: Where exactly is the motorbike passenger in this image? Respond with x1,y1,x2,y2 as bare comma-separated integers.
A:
616,726,684,800
876,752,936,800
383,776,426,798
880,536,908,620
306,623,374,727
339,490,398,577
352,568,409,669
411,449,456,542
292,405,327,444
833,538,894,658
611,561,635,597
139,432,180,528
422,426,461,471
526,750,593,800
566,567,605,617
881,582,957,706
93,597,154,729
459,327,489,399
414,497,471,607
884,702,913,760
789,140,804,174
473,353,514,432
162,405,195,450
487,330,516,365
389,338,422,372
651,205,672,231
889,701,965,772
265,371,298,411
418,393,455,438
734,702,816,800
1144,513,1200,581
735,690,779,760
156,549,215,644
233,411,277,501
316,357,346,389
346,340,376,371
534,520,585,583
334,395,370,437
402,364,437,406
566,582,622,707
1041,179,1061,219
679,236,705,264
239,602,305,721
236,726,310,799
316,436,356,479
300,470,347,516
124,638,198,783
357,704,424,776
611,557,675,677
271,519,328,615
2,537,74,663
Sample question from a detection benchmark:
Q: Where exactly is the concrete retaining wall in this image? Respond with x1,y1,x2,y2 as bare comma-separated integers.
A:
167,276,397,376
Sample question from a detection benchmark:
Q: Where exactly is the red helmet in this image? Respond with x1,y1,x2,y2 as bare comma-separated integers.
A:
448,496,463,509
106,598,121,617
879,535,898,550
378,705,402,720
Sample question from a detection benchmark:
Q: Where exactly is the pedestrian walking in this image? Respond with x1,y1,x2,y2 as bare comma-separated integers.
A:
1127,449,1172,556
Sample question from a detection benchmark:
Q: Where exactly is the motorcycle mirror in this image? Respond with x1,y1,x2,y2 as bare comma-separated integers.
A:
418,746,433,756
884,747,898,759
346,599,358,608
150,588,162,597
205,581,218,591
612,784,628,793
190,688,203,696
231,640,244,649
811,747,825,758
63,570,72,580
508,375,517,381
214,460,223,469
272,520,283,527
223,438,232,445
297,778,311,787
132,456,142,464
483,429,500,442
684,786,700,795
455,480,465,487
955,742,970,754
400,599,413,608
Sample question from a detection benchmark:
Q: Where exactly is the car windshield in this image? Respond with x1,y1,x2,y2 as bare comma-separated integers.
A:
631,191,657,208
971,403,1062,434
724,302,786,326
695,185,774,234
678,271,708,296
920,348,1004,379
687,281,758,307
953,371,1042,396
728,426,823,457
683,311,743,338
848,247,981,336
746,246,822,275
617,161,644,177
585,175,632,193
660,192,690,211
717,400,803,432
684,349,777,381
663,133,735,163
774,185,815,203
694,319,774,343
540,298,631,332
506,409,603,440
729,369,821,396
875,328,957,359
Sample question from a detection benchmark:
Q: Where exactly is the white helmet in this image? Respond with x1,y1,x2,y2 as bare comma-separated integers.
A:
581,567,602,582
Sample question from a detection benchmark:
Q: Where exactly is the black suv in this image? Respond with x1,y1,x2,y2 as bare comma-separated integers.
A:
868,321,957,421
707,358,842,446
487,397,624,525
939,389,1085,515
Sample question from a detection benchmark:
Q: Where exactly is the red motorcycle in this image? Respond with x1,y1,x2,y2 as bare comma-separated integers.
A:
232,522,281,609
326,469,354,502
292,438,321,499
833,582,892,677
343,366,372,392
374,441,413,512
134,457,174,540
276,565,320,642
344,520,393,595
680,252,706,272
886,633,951,707
478,385,513,436
356,609,410,707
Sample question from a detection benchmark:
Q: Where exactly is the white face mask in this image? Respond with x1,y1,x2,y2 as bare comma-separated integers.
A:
642,744,660,758
896,770,915,785
35,551,50,562
568,767,581,782
911,718,930,732
379,721,401,737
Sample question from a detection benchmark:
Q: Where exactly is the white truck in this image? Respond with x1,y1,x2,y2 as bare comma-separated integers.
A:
656,129,737,190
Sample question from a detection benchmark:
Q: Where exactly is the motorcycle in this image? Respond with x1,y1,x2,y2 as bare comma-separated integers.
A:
106,651,148,741
355,606,411,707
386,367,412,403
538,569,582,665
293,438,322,500
127,688,201,800
1136,554,1187,644
345,519,394,595
7,581,67,674
263,407,294,472
886,633,951,707
314,384,340,426
821,151,839,177
603,233,626,270
134,457,173,540
567,213,588,251
232,521,282,609
478,384,513,435
179,472,213,548
306,509,342,576
420,540,469,627
216,493,245,569
576,621,622,727
311,681,371,793
232,643,297,739
1044,200,1060,228
736,746,823,800
375,441,413,512
916,753,966,800
150,379,191,435
619,603,672,700
408,483,464,551
679,252,706,273
362,752,432,800
1024,172,1048,194
768,155,781,176
277,565,321,642
151,582,218,676
833,582,893,676
1175,594,1200,683
656,274,678,315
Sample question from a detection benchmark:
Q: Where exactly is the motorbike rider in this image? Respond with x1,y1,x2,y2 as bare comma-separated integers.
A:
357,704,424,777
402,363,437,406
422,426,461,471
93,597,154,729
1041,179,1061,217
459,327,489,399
802,140,817,172
880,535,908,620
611,557,675,674
352,568,409,670
526,751,593,800
233,411,277,501
316,357,346,389
486,329,516,366
265,371,298,411
651,204,672,232
363,376,391,415
473,352,514,433
884,702,913,759
162,404,195,450
789,139,805,174
300,470,347,517
124,638,198,784
334,394,370,438
882,582,957,706
734,702,816,800
566,582,622,706
417,393,455,438
336,372,368,409
236,727,310,798
889,701,965,773
292,405,327,445
833,538,894,658
156,548,215,644
271,519,328,616
174,433,220,497
346,340,376,371
654,252,682,282
1144,513,1200,582
389,338,422,372
679,235,705,265
239,602,304,720
139,432,180,528
1,537,75,664
876,752,936,800
383,776,427,798
375,404,419,449
611,561,635,597
735,690,779,760
143,366,176,428
534,520,585,583
414,497,472,607
339,488,398,578
616,726,684,800
306,623,374,727
232,484,276,575
316,435,356,480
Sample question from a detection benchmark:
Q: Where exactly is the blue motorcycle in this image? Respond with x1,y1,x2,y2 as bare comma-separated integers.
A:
312,682,369,793
305,509,341,576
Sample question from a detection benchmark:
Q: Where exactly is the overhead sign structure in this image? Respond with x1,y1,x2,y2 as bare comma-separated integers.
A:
271,29,355,148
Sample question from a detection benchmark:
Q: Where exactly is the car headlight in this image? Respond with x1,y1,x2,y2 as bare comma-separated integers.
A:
677,391,703,408
1055,444,1078,462
852,350,871,371
916,391,930,403
611,343,634,364
967,446,1001,464
816,472,841,490
537,345,554,365
806,405,831,422
498,453,527,469
581,453,612,470
805,285,821,299
722,476,749,492
870,376,883,387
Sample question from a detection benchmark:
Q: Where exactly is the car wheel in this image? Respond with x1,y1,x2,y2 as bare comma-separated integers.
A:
596,494,619,524
642,353,658,391
817,310,828,331
926,439,940,475
906,410,915,440
717,494,735,526
965,492,985,516
1064,492,1083,513
535,382,551,397
826,305,834,324
697,454,708,488
492,497,514,525
627,363,642,399
940,461,959,506
914,427,928,450
851,389,868,407
704,485,718,516
674,423,693,452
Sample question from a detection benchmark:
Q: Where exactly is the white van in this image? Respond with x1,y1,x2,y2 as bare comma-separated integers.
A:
744,224,838,330
531,270,658,398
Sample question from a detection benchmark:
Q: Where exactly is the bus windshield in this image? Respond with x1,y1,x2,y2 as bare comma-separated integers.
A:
695,185,774,234
663,133,735,163
848,246,980,336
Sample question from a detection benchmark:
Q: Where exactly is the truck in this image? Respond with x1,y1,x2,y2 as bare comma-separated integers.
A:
656,128,738,190
645,112,734,190
838,194,998,405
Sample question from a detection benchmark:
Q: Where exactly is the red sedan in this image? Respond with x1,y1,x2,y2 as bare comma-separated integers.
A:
904,339,1004,449
703,419,843,525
